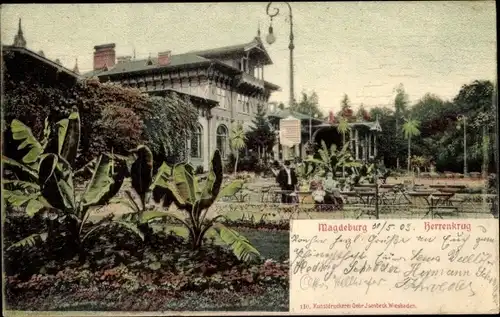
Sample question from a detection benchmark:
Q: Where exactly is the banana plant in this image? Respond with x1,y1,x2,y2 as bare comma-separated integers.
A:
112,145,177,235
5,111,141,261
2,117,51,182
306,140,361,177
296,159,317,182
153,150,261,263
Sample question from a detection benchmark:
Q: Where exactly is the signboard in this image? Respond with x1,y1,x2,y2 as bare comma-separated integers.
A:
279,116,301,147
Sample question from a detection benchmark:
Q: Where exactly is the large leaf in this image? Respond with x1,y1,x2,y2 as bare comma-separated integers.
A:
130,145,153,211
216,179,245,201
80,154,115,209
7,232,48,251
10,119,43,166
38,154,75,211
2,155,38,181
200,150,223,200
172,163,197,203
212,224,260,263
56,111,81,167
82,221,144,243
2,179,39,191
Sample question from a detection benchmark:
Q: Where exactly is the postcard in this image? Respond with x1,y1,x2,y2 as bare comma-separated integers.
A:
1,1,498,316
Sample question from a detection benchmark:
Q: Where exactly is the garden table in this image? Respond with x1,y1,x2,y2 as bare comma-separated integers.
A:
407,191,456,219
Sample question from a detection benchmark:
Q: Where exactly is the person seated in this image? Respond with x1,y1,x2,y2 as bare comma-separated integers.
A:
323,172,344,210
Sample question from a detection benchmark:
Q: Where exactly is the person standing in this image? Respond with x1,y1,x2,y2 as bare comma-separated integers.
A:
276,160,298,203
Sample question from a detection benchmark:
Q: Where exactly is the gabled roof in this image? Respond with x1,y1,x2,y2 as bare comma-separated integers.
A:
2,45,82,80
83,53,210,77
189,37,273,65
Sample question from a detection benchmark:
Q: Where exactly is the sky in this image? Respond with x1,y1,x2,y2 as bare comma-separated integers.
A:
1,2,497,113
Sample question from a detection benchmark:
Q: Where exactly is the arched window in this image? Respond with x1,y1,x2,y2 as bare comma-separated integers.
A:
190,125,203,158
216,124,229,158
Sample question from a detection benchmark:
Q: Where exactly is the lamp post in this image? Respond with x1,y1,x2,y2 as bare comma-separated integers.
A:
266,2,295,109
457,115,468,176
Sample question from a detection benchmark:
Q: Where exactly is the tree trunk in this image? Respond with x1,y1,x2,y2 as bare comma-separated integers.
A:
396,118,400,170
234,152,239,175
407,137,411,173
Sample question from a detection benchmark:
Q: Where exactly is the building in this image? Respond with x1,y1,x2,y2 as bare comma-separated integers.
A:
84,34,280,170
267,107,382,162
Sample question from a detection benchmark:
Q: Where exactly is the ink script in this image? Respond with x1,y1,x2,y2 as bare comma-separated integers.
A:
289,219,499,314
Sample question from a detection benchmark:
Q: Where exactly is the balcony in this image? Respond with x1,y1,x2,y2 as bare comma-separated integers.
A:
236,72,265,92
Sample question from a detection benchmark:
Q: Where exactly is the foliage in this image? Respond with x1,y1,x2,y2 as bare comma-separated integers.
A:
142,94,199,164
306,140,361,177
290,90,323,119
245,103,276,159
339,94,354,120
295,159,317,183
3,74,148,169
3,111,141,261
230,123,247,174
402,118,421,172
152,150,261,262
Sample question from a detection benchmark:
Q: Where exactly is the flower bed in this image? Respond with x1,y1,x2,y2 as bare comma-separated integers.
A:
4,215,289,312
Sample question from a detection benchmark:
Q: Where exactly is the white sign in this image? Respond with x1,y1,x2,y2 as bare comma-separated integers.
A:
289,219,499,315
279,116,301,147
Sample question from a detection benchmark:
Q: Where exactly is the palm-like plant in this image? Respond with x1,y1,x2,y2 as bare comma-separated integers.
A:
152,150,260,262
230,123,247,174
306,140,361,177
402,118,421,173
337,116,351,177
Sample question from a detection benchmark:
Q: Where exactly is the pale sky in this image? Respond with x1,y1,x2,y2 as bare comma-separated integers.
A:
1,2,497,113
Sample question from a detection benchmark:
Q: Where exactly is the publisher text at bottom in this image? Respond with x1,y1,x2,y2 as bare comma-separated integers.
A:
299,303,417,310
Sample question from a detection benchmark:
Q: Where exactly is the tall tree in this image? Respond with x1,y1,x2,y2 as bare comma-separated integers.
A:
402,118,421,172
230,123,247,174
245,103,276,159
291,90,323,118
394,84,410,169
337,116,351,176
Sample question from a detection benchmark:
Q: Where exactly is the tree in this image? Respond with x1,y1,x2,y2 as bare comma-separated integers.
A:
394,84,410,169
230,123,246,174
337,116,351,176
340,94,354,119
245,103,276,159
291,90,323,118
402,118,421,173
3,76,148,169
142,93,199,166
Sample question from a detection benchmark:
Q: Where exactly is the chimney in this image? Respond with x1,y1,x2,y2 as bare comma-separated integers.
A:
117,55,132,64
93,43,116,70
158,51,171,66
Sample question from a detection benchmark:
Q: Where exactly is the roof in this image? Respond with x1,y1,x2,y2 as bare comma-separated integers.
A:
314,120,383,132
267,108,324,121
149,89,219,109
83,53,210,77
189,37,273,65
3,45,82,80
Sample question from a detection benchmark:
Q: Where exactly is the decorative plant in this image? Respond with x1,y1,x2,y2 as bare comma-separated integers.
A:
152,150,261,263
230,123,247,174
306,140,361,178
295,160,317,186
336,116,351,177
4,112,141,262
402,118,421,173
349,162,377,185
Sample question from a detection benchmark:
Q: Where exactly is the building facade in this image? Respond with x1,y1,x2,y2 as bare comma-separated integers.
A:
85,37,280,171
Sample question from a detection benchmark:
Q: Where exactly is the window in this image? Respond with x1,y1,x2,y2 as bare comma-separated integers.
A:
216,124,229,158
190,125,203,158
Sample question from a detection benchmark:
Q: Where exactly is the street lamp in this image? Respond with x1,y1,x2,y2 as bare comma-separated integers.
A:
266,2,295,109
456,115,468,176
